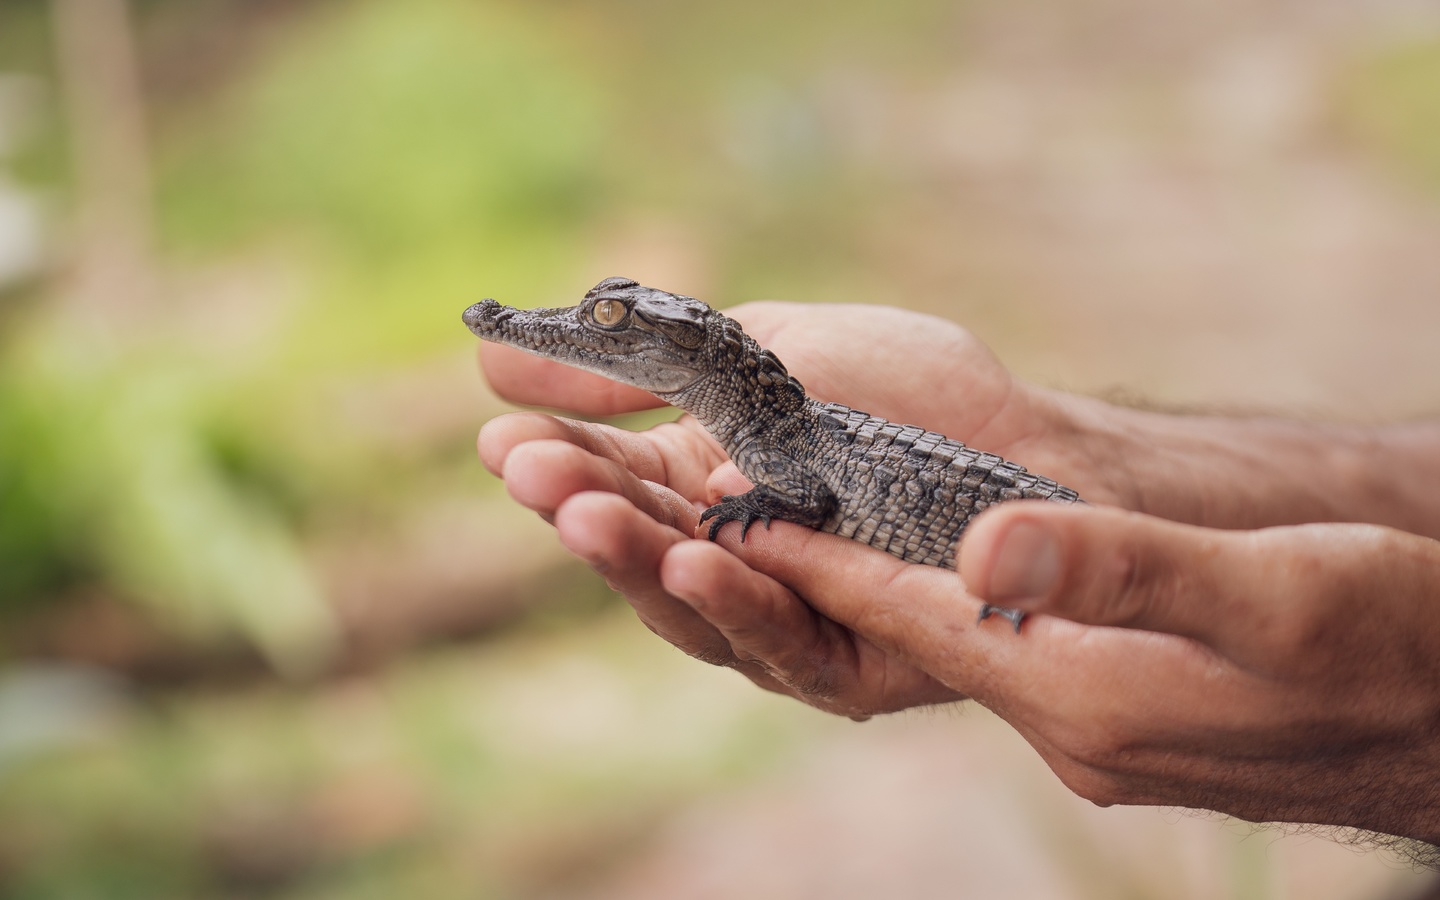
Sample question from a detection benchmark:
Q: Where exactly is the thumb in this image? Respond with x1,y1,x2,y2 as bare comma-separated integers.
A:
958,502,1246,643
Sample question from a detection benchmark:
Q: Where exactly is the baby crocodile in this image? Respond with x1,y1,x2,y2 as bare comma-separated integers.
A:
464,277,1082,630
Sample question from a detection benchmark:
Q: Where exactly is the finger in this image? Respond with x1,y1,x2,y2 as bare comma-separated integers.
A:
710,519,1022,701
703,461,751,504
717,517,1257,744
479,342,663,415
661,538,961,715
499,438,699,530
554,491,817,702
957,502,1253,647
479,412,725,501
553,491,737,666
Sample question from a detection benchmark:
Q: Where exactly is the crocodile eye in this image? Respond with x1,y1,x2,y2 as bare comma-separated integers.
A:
591,299,627,327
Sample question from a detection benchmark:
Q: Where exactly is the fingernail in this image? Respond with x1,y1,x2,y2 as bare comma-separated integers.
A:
985,520,1061,605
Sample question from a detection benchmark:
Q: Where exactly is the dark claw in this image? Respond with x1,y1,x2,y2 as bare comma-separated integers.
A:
704,514,729,541
977,604,1025,634
700,495,774,542
739,513,771,540
699,498,726,540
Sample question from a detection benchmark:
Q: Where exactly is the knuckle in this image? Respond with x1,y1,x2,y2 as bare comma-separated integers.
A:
1239,553,1337,670
1261,604,1324,653
1108,545,1146,618
684,640,738,667
689,647,739,668
649,625,737,668
731,661,869,719
1259,611,1328,668
1079,518,1227,629
802,691,876,720
1049,717,1141,775
847,603,898,647
1101,542,1167,627
1044,721,1167,809
1052,763,1135,808
845,568,920,639
740,646,842,701
777,664,842,701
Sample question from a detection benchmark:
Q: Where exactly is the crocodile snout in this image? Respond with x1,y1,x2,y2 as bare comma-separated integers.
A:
462,298,506,334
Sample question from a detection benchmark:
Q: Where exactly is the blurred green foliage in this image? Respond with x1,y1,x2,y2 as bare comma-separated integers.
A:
0,329,337,674
157,0,610,366
0,0,620,661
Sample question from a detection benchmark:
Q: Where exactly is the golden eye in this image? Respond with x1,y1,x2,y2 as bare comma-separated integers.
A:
591,299,626,326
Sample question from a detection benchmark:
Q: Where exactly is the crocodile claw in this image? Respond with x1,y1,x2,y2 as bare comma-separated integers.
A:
977,603,1025,634
700,494,775,542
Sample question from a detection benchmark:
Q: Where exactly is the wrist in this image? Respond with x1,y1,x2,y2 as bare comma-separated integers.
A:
1041,391,1440,535
1014,387,1146,512
1076,400,1357,527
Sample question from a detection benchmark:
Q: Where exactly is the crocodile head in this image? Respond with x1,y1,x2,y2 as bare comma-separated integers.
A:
462,277,713,394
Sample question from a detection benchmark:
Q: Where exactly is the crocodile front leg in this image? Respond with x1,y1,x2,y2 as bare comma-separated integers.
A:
700,478,837,542
702,484,1026,631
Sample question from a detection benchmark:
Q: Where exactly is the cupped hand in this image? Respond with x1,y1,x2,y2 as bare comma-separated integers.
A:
478,300,1101,714
707,499,1440,843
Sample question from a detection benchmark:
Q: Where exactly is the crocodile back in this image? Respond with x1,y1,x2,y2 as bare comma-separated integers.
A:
808,401,1082,569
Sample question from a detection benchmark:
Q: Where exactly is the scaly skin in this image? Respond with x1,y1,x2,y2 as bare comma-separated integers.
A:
463,277,1084,629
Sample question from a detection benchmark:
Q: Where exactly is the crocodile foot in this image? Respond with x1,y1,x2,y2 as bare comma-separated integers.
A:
699,492,777,542
977,603,1025,634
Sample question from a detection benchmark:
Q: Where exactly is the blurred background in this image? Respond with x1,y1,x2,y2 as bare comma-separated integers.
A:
2,0,1439,897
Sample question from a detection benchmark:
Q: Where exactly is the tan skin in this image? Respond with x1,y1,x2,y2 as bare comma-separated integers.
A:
477,300,1440,848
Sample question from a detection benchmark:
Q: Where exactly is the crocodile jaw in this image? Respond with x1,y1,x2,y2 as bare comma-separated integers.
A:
462,298,704,394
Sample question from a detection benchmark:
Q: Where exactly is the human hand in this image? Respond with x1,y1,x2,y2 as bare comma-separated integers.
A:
707,498,1440,845
479,300,1117,713
478,292,1440,845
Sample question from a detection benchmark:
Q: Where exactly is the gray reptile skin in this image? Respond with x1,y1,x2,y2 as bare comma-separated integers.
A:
464,277,1083,630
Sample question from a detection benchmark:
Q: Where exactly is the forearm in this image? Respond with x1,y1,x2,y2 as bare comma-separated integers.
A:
1053,391,1440,538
